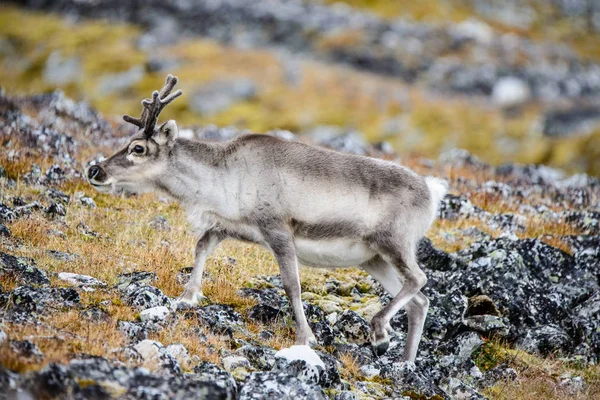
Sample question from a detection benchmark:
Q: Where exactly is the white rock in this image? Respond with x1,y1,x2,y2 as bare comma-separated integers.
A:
222,355,251,372
359,364,380,378
165,343,189,361
492,77,531,108
134,340,164,361
274,345,325,369
139,306,170,322
58,272,105,291
454,18,494,44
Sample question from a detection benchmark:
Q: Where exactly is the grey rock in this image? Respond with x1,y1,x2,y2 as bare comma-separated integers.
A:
43,51,81,86
122,283,170,310
8,285,80,313
236,345,276,370
193,361,238,398
48,251,79,262
134,339,182,375
239,371,327,400
80,306,110,323
10,340,44,361
196,304,245,336
58,272,105,289
98,66,145,96
45,201,66,217
0,204,16,224
118,320,148,343
0,252,50,285
543,107,600,138
19,363,78,399
335,310,370,344
190,79,258,115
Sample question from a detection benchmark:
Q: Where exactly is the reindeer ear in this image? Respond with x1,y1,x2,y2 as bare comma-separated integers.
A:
154,120,178,145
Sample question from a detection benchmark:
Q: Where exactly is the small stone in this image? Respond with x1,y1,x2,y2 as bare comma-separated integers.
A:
314,299,342,314
222,355,251,381
10,340,44,361
118,320,147,343
0,203,16,224
76,192,96,208
133,339,181,375
80,307,110,323
45,201,66,217
0,224,10,237
58,272,105,290
148,216,170,231
359,365,380,378
139,306,170,322
48,251,79,262
492,77,531,109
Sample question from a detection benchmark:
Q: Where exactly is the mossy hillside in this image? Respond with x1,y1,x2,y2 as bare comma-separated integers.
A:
323,0,600,63
1,4,600,178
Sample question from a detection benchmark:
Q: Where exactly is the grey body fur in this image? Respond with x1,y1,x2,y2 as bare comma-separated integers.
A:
87,76,448,362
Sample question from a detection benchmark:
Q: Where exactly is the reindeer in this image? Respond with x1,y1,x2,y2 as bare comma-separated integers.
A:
86,75,448,362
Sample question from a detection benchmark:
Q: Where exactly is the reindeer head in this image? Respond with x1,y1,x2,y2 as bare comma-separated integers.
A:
86,75,182,193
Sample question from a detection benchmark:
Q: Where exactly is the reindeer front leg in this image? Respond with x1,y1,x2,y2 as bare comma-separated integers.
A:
175,230,223,307
261,227,316,347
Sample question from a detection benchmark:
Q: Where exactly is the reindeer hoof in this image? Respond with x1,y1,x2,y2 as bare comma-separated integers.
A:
370,320,390,356
372,340,389,356
172,291,209,310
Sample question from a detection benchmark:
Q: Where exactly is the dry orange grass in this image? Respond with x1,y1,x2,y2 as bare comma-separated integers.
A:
478,341,600,400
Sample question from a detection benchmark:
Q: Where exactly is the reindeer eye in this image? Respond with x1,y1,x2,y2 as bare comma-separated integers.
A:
132,145,145,155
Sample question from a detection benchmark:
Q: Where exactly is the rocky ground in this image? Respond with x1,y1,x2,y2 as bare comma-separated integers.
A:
0,88,599,399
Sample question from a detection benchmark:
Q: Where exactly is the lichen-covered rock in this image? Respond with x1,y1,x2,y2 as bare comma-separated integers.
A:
139,306,170,322
379,361,446,398
0,252,50,286
239,371,328,400
117,273,170,311
116,271,158,290
0,223,11,237
45,201,67,217
80,306,110,323
193,361,238,398
19,363,78,399
133,340,182,375
196,304,245,336
58,272,105,290
0,204,15,224
8,285,79,313
335,310,370,344
9,340,44,362
236,345,276,370
118,320,148,343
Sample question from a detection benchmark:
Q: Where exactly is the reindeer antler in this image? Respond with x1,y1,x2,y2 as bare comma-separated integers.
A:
123,74,183,137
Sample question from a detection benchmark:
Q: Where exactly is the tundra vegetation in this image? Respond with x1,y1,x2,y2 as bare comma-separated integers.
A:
1,1,600,399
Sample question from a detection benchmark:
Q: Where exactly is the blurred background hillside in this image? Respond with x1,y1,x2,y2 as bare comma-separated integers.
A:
2,0,600,176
